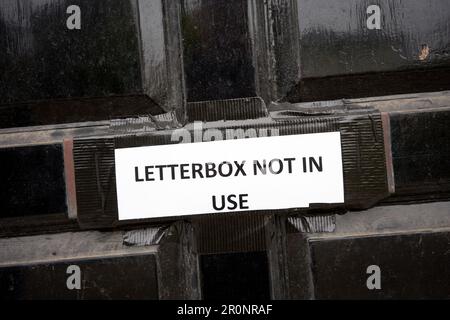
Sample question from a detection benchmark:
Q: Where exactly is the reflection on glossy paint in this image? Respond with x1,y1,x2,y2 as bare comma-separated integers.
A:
296,0,450,77
181,0,256,102
0,0,142,105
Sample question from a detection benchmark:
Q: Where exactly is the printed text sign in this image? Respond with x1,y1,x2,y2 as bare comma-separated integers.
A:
115,132,344,220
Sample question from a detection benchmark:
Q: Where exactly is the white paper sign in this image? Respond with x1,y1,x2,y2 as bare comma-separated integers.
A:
115,132,344,220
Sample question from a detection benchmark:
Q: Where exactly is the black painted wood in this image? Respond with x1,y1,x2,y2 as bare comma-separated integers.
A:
390,109,450,201
2,0,450,125
0,0,183,128
283,0,450,102
181,0,257,102
0,0,140,103
310,231,450,299
200,251,271,300
286,67,450,103
0,254,158,300
157,221,201,300
0,144,66,219
297,0,450,77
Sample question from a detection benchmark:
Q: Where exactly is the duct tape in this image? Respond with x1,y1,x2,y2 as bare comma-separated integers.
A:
73,105,389,230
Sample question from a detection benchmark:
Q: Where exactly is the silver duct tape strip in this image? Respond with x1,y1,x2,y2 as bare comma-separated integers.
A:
110,117,159,134
187,97,268,122
288,215,336,233
110,111,181,134
123,226,169,247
